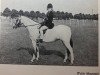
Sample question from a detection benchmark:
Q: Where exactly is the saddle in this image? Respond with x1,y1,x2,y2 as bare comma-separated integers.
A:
37,23,54,43
39,23,54,35
37,29,50,43
43,29,47,35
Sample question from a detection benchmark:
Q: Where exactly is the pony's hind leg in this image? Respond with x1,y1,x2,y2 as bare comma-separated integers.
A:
63,41,74,64
64,50,68,63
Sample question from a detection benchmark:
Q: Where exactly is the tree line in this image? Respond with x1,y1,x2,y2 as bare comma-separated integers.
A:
1,7,98,20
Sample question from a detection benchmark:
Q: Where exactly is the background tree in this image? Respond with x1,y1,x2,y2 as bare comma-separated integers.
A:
69,13,73,19
30,11,36,19
2,7,11,17
24,11,30,17
65,12,69,20
39,13,46,19
36,11,40,19
92,14,98,20
56,11,60,20
0,12,3,16
61,11,66,20
19,10,24,16
2,7,98,20
11,9,19,18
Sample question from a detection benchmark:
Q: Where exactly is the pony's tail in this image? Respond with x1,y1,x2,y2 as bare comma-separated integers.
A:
70,37,73,48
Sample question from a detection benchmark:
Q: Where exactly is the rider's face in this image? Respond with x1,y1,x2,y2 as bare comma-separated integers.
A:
47,8,53,11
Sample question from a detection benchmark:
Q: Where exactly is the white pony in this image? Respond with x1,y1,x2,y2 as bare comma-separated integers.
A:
14,16,74,64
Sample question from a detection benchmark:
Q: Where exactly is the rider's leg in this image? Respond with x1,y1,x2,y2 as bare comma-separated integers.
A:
40,26,48,39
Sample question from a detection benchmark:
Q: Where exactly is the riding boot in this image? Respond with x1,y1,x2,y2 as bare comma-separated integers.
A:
39,30,44,43
37,34,43,43
36,39,43,43
39,34,43,43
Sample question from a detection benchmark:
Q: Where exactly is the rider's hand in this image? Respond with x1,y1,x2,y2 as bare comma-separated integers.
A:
44,18,48,21
37,25,41,29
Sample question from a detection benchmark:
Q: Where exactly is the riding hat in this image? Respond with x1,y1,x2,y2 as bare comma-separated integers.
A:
47,3,53,9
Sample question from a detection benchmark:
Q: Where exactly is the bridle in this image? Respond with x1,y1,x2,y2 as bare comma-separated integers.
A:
14,18,40,28
21,24,40,28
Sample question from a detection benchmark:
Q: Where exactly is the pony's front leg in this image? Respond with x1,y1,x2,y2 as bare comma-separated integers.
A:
30,40,37,62
36,44,39,60
31,53,36,62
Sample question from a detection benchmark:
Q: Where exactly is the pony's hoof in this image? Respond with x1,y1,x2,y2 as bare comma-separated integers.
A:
36,58,39,60
29,61,33,64
71,60,74,64
64,59,67,63
31,59,35,63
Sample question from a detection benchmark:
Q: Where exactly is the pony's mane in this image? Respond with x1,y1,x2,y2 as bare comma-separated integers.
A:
21,16,39,26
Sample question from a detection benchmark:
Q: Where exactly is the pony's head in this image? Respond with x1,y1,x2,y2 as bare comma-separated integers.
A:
13,17,24,29
13,16,40,29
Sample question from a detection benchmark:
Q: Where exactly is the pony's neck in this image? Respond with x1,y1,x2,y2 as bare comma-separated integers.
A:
21,16,39,27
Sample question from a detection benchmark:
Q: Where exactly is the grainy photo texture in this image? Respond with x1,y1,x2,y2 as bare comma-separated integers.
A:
0,0,98,66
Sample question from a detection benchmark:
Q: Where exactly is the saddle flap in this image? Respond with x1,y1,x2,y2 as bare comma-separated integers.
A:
43,29,47,35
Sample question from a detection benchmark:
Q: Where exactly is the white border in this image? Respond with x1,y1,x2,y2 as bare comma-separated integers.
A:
0,0,99,75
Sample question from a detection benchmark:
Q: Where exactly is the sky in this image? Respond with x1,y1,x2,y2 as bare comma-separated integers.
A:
1,0,98,14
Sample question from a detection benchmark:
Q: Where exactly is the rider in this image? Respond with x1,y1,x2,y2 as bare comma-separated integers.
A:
39,3,54,41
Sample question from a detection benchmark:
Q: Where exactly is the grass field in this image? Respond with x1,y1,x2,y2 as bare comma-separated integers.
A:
0,17,98,66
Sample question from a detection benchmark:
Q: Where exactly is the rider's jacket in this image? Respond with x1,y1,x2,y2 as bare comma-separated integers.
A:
41,10,54,29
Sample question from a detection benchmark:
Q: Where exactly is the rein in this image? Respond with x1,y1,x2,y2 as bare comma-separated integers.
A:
20,24,40,28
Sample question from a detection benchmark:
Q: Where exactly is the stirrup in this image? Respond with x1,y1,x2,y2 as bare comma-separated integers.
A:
36,39,43,43
39,39,43,43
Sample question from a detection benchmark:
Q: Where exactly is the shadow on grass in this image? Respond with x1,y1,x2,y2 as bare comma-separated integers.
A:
17,46,65,59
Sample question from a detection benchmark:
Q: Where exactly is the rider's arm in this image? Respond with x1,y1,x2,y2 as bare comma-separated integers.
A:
46,11,53,22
